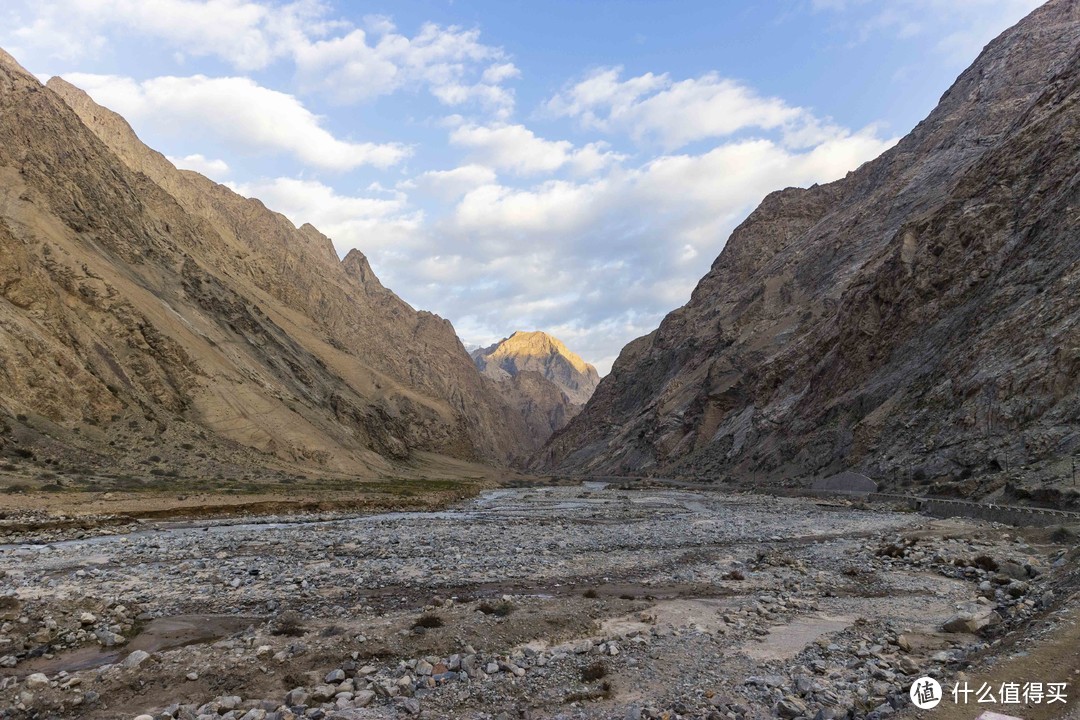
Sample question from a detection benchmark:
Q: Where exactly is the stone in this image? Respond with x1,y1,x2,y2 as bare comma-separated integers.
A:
943,612,993,634
122,649,151,668
79,612,97,625
395,697,421,715
778,696,808,719
24,673,49,690
285,688,310,706
95,628,126,647
324,669,346,683
352,690,375,708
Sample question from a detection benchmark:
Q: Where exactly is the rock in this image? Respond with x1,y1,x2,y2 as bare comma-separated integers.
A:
24,673,49,690
311,685,337,702
352,690,375,708
324,669,346,683
285,688,310,706
943,611,993,633
134,715,155,720
95,628,126,647
122,649,151,668
778,696,808,718
395,697,421,715
186,672,199,681
79,612,97,625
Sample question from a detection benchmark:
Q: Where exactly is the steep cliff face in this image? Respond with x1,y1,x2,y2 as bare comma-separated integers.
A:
538,0,1080,499
0,49,528,480
471,332,600,448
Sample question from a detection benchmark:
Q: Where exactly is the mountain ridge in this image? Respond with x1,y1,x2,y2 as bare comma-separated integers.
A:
471,331,601,450
535,0,1080,503
0,49,530,482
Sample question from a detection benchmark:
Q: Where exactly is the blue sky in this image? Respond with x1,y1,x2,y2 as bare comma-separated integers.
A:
1,0,1042,373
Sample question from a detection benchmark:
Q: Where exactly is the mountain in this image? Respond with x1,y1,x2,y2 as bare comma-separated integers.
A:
0,48,530,482
471,331,600,445
536,0,1080,503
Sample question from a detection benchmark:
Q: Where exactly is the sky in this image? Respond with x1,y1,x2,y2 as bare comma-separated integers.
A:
1,0,1043,374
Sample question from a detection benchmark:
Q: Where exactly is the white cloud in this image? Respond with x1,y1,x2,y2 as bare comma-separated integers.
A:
449,122,624,176
267,126,896,374
293,21,515,113
408,164,498,201
62,73,411,171
4,1,517,116
167,153,230,179
547,67,821,151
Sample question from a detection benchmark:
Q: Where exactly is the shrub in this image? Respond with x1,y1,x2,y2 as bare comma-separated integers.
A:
412,614,443,629
271,610,306,637
478,601,514,617
581,661,607,682
583,589,599,599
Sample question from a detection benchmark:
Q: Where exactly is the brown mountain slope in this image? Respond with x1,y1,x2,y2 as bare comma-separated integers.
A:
0,48,529,482
471,331,601,444
536,0,1080,503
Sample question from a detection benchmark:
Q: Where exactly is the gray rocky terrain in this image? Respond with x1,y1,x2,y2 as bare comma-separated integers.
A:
1,485,1076,719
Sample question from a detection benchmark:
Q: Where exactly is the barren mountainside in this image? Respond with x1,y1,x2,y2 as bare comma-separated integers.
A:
0,49,530,481
537,0,1080,503
471,331,601,447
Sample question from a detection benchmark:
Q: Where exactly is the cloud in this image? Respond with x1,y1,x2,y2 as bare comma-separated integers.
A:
4,1,517,116
263,125,896,374
62,73,411,170
167,153,230,179
407,165,498,201
546,67,822,151
448,122,625,176
230,176,425,258
292,21,515,113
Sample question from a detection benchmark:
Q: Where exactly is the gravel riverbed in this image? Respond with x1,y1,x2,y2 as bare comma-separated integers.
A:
0,485,1075,720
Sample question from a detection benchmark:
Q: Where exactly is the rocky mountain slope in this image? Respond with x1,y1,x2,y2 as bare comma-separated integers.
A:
471,332,600,444
0,48,530,483
537,0,1080,503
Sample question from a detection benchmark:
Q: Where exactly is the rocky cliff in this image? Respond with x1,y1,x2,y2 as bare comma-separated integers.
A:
537,0,1080,502
0,48,529,482
472,332,600,445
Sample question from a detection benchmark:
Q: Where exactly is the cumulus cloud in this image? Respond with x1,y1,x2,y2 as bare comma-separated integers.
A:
3,0,517,115
546,68,820,151
406,165,498,201
62,73,411,170
293,21,515,114
263,126,896,373
448,122,624,176
230,177,425,256
167,153,230,179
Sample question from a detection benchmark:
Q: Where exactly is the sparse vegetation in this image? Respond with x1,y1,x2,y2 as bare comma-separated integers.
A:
413,613,444,629
477,600,515,617
581,661,607,682
583,588,599,599
271,610,306,637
